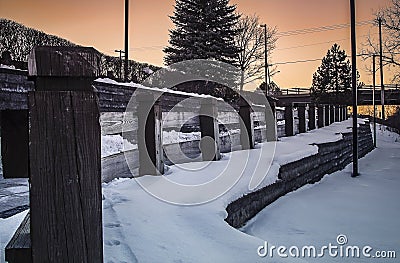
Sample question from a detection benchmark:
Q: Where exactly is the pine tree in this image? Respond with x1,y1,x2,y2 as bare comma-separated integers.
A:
164,0,240,66
311,44,357,104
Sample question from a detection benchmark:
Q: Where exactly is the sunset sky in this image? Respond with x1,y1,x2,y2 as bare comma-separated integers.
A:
0,0,393,89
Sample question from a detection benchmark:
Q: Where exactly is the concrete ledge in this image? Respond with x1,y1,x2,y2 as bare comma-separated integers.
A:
225,122,374,228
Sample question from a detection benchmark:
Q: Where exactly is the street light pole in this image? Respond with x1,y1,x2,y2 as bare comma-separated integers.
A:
350,0,359,177
378,17,385,119
261,24,269,95
373,54,377,147
124,0,129,82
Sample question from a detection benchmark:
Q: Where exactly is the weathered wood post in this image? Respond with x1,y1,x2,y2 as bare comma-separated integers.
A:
28,47,103,262
137,92,164,175
239,98,255,149
265,99,277,141
335,105,340,122
297,103,307,133
324,105,330,126
199,98,221,160
330,105,335,124
308,104,316,130
1,110,29,178
284,103,294,136
317,104,325,128
339,105,344,121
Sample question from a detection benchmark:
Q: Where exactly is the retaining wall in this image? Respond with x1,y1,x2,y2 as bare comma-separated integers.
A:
225,121,374,228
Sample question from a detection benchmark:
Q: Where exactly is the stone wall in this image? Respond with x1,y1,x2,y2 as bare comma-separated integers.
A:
225,122,374,228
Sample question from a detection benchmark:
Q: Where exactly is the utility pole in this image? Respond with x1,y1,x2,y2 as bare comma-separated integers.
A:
115,49,125,80
373,54,377,147
378,17,385,119
261,24,269,95
350,0,358,177
124,0,129,82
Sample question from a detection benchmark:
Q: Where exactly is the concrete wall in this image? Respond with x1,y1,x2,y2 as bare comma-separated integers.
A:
225,122,374,228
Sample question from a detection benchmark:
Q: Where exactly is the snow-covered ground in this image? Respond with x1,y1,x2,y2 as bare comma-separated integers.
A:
1,120,399,263
242,124,400,262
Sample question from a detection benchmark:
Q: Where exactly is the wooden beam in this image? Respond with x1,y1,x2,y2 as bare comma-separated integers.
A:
199,98,221,161
29,91,103,262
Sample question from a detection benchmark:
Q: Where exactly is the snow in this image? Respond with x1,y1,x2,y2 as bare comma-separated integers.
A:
100,119,373,262
2,119,396,263
0,64,15,70
242,124,400,262
162,130,201,145
101,135,136,158
95,78,223,100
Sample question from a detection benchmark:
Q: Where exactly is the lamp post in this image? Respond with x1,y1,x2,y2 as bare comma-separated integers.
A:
260,24,270,95
350,0,359,177
124,0,129,82
372,54,377,147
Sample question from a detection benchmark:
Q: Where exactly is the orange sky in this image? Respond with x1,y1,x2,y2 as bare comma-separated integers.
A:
0,0,393,88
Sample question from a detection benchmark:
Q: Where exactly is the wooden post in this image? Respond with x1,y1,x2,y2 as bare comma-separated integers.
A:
199,98,221,161
239,99,255,149
265,101,277,141
1,110,29,178
298,103,306,133
308,104,316,130
339,106,344,121
137,93,164,175
335,105,340,122
284,104,294,136
317,105,325,128
330,105,335,124
324,105,330,126
28,47,103,262
29,92,102,262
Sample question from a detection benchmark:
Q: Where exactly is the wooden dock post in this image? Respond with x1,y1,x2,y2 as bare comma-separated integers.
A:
284,104,294,136
1,110,29,179
297,103,307,133
330,105,335,124
325,105,330,126
308,104,316,130
137,93,164,175
28,46,103,262
317,105,325,128
199,98,221,160
265,100,277,141
335,105,340,122
239,98,255,149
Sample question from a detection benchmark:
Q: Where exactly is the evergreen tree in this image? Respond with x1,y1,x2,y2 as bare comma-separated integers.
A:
164,0,240,66
311,44,357,104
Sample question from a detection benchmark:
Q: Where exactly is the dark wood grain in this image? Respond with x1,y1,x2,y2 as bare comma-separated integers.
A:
29,91,102,262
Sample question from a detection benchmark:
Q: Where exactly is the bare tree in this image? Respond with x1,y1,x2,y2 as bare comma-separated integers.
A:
235,14,277,90
362,0,400,83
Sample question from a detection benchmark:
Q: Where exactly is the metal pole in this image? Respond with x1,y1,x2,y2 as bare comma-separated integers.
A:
261,24,269,94
378,17,385,120
350,0,358,177
373,54,377,147
124,0,129,82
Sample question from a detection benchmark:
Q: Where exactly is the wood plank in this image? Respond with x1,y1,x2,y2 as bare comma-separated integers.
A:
5,212,32,263
29,91,102,262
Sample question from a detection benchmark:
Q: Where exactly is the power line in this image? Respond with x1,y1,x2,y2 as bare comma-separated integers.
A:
271,58,323,66
276,33,376,51
276,20,372,37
